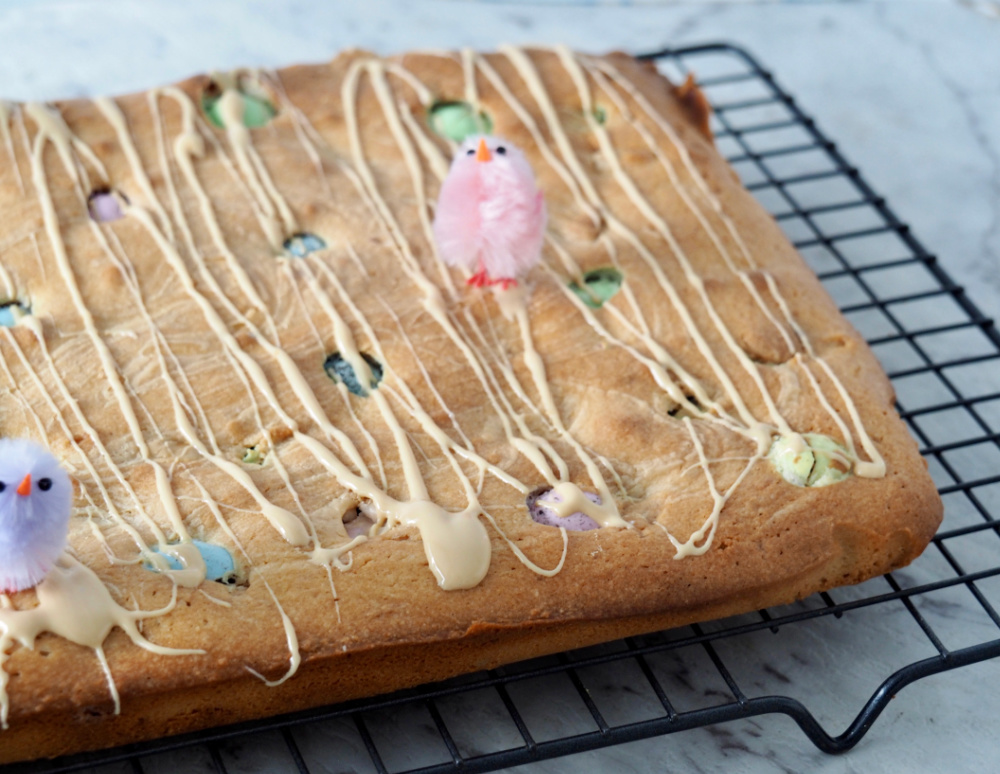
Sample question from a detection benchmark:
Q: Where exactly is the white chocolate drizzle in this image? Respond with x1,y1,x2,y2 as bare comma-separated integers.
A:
0,46,890,726
0,557,203,728
0,101,25,193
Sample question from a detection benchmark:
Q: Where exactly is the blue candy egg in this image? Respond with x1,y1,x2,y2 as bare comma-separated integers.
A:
147,540,237,583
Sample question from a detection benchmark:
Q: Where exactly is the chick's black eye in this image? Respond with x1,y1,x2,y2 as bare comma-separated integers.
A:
496,146,506,155
0,482,5,493
466,148,475,156
38,478,52,492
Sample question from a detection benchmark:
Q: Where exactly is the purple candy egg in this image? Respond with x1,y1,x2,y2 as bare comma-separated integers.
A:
344,514,374,539
88,189,126,222
528,488,601,531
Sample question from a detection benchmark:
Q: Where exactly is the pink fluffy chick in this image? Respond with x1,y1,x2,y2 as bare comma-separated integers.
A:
433,135,547,289
0,438,73,593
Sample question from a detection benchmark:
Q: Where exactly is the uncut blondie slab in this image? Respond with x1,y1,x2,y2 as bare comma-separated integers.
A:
0,46,940,762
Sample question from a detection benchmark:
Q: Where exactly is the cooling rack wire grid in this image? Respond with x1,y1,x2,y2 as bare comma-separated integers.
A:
5,42,1000,774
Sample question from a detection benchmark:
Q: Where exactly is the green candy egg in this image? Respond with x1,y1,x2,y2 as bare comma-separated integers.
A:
768,433,851,487
242,446,265,465
429,101,493,143
569,268,624,309
203,89,276,129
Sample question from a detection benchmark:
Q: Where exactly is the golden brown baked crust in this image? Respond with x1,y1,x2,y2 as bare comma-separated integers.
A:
0,47,941,763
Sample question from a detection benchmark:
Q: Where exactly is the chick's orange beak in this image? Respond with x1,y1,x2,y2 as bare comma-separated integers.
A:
16,474,31,497
475,138,492,163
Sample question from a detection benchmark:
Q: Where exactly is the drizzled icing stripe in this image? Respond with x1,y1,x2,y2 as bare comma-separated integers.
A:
670,418,761,558
495,289,624,525
452,53,741,432
301,258,498,495
500,46,791,449
264,69,334,200
337,63,598,498
585,54,884,475
412,46,886,539
476,60,739,429
189,476,304,685
156,87,282,342
0,101,25,193
3,320,178,577
214,77,299,250
369,62,456,295
128,103,386,491
371,291,479,474
0,557,203,729
579,58,799,355
20,118,201,580
0,262,16,303
25,103,198,556
94,96,174,240
457,51,602,229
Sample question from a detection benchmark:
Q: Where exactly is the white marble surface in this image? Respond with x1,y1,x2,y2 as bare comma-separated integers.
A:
1,2,999,773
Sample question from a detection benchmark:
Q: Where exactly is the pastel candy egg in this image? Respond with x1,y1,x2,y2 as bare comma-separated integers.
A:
429,101,493,142
528,488,601,531
768,433,852,487
148,540,237,584
88,188,127,222
569,267,624,309
202,79,276,129
0,301,29,327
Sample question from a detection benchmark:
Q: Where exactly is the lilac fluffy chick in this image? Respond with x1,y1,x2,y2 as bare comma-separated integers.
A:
0,439,73,593
433,135,547,289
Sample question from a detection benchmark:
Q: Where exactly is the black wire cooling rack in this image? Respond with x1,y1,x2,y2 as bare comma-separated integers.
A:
7,42,1000,774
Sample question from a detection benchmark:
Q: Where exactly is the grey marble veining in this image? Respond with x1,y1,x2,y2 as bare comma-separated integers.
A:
1,2,998,773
